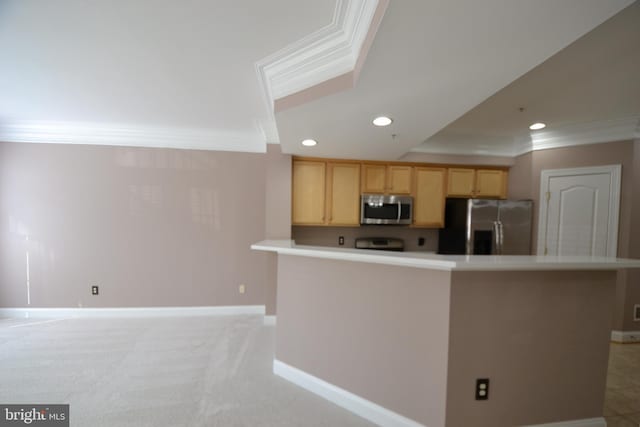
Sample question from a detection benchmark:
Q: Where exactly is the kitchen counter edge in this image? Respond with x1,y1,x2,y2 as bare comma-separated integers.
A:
250,240,640,272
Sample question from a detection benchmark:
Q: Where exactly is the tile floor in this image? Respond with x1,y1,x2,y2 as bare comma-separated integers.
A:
604,343,640,427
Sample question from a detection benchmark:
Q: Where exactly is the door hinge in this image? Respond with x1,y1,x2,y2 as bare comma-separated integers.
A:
546,191,551,202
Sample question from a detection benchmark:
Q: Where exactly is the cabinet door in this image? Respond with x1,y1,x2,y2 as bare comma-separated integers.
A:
413,167,446,227
292,160,326,225
387,166,412,194
447,168,475,197
475,170,507,198
327,163,360,226
361,164,386,193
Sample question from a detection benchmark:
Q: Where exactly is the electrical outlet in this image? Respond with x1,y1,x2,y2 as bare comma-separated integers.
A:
338,236,345,246
475,378,489,400
418,237,425,246
634,304,640,321
91,286,99,295
239,284,245,294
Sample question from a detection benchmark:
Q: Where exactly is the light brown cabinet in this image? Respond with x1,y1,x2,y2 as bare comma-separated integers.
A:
413,167,446,228
447,168,507,199
292,159,360,226
293,157,509,228
292,160,326,225
361,164,412,194
326,162,361,226
475,169,507,198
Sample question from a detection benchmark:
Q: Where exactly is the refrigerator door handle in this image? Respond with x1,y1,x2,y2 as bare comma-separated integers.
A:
493,221,500,254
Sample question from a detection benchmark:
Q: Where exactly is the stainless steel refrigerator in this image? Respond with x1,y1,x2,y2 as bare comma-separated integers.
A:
437,198,533,255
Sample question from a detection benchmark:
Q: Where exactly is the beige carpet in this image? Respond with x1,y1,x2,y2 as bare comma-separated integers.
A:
0,315,373,427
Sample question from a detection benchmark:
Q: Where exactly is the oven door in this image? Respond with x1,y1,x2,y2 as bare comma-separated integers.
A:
361,195,412,225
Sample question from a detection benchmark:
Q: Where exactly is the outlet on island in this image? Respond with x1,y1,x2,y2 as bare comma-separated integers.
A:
91,285,99,295
475,378,489,400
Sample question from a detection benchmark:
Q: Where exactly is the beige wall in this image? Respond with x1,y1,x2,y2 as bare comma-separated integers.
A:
507,140,640,331
276,255,451,427
264,144,292,315
624,139,640,330
447,270,615,426
292,225,439,252
265,144,292,240
0,142,290,308
275,254,616,426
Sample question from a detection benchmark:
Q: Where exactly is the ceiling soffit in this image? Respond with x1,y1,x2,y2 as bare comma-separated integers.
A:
255,0,387,143
410,115,640,157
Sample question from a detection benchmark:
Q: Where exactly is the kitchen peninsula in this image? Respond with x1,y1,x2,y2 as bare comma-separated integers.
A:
252,240,640,427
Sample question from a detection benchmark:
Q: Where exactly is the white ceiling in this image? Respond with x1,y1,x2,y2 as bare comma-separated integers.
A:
0,0,334,151
0,0,637,158
416,0,640,157
276,0,636,160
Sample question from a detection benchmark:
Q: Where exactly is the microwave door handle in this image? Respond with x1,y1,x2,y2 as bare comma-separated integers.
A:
397,201,402,223
493,221,500,254
498,221,504,255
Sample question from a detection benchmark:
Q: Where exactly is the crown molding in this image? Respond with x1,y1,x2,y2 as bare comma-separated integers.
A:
409,142,518,158
0,121,267,153
514,115,640,155
256,0,380,103
412,115,640,158
256,119,281,144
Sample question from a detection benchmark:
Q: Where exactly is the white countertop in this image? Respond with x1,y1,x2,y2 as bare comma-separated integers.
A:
251,240,640,272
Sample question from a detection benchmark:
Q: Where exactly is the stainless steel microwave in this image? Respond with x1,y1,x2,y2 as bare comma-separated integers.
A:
360,194,413,225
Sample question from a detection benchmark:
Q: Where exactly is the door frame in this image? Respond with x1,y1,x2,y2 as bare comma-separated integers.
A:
537,164,621,256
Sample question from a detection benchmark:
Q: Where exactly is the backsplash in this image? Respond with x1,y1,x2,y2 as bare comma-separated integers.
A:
292,226,439,252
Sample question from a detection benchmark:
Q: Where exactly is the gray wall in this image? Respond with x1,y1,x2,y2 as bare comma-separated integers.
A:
0,142,290,308
507,139,640,331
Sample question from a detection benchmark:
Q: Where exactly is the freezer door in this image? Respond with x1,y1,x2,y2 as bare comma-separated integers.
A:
497,200,533,255
467,199,499,255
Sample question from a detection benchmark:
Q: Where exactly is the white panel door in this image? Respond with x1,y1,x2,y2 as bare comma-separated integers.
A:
538,165,621,256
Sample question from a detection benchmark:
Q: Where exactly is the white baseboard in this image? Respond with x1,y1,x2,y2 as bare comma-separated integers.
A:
263,315,277,325
611,330,640,343
523,417,605,427
0,305,265,319
273,359,425,427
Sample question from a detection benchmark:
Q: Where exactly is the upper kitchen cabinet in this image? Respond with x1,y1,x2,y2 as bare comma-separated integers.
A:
292,160,326,225
447,168,475,197
413,167,446,228
475,169,507,198
292,159,361,226
447,168,507,199
326,162,360,226
361,164,412,194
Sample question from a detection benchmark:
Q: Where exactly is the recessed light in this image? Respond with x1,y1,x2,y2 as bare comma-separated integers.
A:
529,122,546,130
301,139,317,147
373,116,393,127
